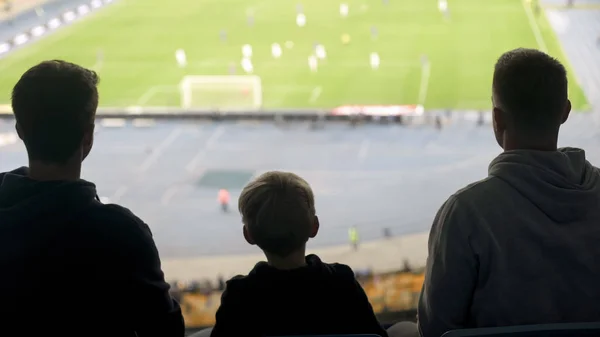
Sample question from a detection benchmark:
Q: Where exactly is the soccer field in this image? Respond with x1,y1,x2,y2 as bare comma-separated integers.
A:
0,0,589,109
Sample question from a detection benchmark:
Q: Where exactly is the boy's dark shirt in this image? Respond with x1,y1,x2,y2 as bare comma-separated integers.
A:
0,167,184,337
211,254,387,337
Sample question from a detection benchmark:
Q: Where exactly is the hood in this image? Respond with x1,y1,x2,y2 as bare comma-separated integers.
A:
489,147,600,223
0,167,99,226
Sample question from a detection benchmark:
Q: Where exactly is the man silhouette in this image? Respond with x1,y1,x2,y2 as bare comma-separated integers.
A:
419,48,600,337
0,60,184,337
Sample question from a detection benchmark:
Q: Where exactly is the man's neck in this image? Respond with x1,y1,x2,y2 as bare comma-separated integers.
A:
28,161,81,181
504,142,558,152
266,250,307,270
504,133,558,152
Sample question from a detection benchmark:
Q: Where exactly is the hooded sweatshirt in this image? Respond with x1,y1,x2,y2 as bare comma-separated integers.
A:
211,254,388,337
0,167,184,337
418,148,600,337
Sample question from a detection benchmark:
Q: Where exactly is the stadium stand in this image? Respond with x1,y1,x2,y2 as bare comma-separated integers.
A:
0,0,97,45
0,0,49,21
1,0,600,335
176,266,424,330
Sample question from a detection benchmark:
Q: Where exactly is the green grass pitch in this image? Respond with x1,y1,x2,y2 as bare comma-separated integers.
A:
0,0,589,110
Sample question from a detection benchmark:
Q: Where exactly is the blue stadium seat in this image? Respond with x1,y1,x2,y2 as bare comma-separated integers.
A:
441,322,600,337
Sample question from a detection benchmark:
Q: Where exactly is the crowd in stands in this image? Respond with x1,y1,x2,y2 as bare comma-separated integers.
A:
1,48,599,337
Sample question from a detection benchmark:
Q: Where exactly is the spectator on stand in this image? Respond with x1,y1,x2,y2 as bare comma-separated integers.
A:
0,60,184,337
419,48,600,337
207,171,388,337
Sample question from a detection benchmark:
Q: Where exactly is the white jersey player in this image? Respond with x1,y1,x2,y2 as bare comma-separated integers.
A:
296,13,306,27
308,55,318,72
241,58,254,74
340,3,349,17
315,44,327,60
242,44,253,58
271,43,282,59
175,49,187,68
370,52,380,70
438,0,449,18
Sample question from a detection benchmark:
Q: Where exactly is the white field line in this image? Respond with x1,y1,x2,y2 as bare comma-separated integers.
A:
136,85,177,107
522,0,548,52
110,185,129,203
357,139,370,162
185,126,226,173
417,61,431,106
138,127,184,172
309,86,323,104
161,186,180,206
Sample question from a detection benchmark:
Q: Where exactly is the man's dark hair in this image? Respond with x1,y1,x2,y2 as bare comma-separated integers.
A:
11,60,99,164
493,48,568,132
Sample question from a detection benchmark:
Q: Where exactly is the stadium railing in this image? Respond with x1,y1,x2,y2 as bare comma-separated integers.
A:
0,105,431,123
441,323,600,337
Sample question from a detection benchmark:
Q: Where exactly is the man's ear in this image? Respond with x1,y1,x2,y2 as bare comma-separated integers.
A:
81,124,95,161
15,123,23,140
560,99,571,125
309,215,319,238
243,225,256,245
492,106,506,132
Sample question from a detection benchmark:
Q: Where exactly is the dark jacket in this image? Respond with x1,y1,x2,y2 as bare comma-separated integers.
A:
211,254,387,337
0,167,184,337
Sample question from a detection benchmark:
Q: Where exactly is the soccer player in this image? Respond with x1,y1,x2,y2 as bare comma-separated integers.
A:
438,0,450,19
308,55,318,72
370,26,378,40
242,44,253,58
296,13,306,27
370,52,380,70
241,58,253,74
271,43,282,59
340,3,349,17
228,61,236,75
219,29,227,42
315,44,326,60
175,49,187,68
296,3,303,14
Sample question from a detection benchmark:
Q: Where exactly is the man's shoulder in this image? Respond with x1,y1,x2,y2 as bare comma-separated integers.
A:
84,201,151,237
449,175,505,206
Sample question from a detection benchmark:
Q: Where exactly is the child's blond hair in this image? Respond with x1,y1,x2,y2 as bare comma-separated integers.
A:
238,171,316,257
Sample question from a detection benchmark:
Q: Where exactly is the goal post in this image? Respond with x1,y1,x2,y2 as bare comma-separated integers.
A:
179,75,263,110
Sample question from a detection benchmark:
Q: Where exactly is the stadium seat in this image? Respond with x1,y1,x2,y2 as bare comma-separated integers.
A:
441,322,600,337
275,335,381,337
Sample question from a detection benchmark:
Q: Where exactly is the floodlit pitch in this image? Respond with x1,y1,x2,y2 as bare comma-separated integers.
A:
0,0,588,110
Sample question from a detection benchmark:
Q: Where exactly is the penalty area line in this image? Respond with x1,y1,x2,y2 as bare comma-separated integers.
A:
309,86,323,104
522,0,548,53
134,85,177,107
417,62,431,107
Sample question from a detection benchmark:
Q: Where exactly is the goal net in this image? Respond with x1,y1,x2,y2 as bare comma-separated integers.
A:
179,75,263,110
